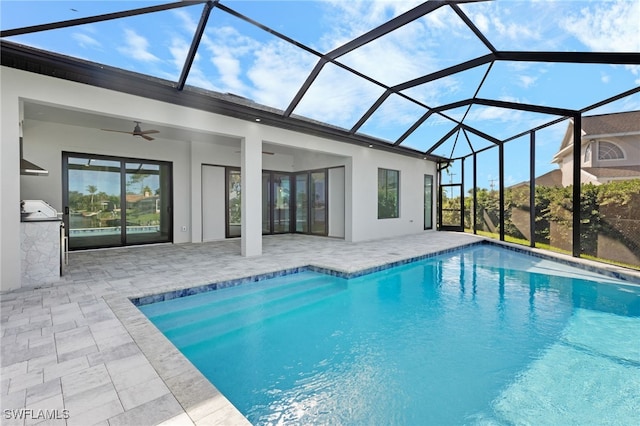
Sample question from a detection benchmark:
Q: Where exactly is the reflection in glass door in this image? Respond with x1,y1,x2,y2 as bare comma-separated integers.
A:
273,173,290,233
64,153,172,250
66,156,122,249
310,171,327,235
262,172,271,234
227,169,242,238
295,173,308,233
125,162,172,244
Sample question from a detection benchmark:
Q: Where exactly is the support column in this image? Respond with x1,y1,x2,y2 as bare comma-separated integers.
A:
240,127,262,257
0,89,22,292
499,142,505,241
472,153,477,234
572,114,582,258
529,131,536,248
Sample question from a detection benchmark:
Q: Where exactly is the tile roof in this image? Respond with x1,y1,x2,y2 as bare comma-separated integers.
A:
509,169,563,188
582,110,640,136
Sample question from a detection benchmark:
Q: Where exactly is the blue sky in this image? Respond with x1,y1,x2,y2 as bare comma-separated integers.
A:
2,0,639,189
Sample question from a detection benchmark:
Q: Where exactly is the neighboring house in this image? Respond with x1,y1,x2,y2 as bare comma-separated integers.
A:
551,110,640,186
126,193,160,214
510,169,563,189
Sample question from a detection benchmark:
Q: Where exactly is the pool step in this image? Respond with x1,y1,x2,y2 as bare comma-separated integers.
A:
159,276,345,347
145,272,332,328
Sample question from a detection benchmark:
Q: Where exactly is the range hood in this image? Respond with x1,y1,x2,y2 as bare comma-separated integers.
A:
20,137,48,176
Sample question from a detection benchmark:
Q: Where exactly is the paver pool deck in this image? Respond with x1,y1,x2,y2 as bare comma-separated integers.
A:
2,232,638,425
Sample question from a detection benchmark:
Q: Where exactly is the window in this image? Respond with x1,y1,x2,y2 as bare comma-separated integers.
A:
424,174,433,229
378,168,399,219
598,141,624,160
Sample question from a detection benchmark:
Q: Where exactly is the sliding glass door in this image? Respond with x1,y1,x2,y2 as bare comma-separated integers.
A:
125,161,172,244
224,168,327,237
294,170,327,235
227,168,242,238
272,173,291,233
295,173,309,233
262,172,271,234
63,153,172,250
310,171,327,235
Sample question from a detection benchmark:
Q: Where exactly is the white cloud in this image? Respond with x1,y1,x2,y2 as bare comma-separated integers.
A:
166,35,216,90
168,36,188,71
561,0,640,52
294,64,387,128
463,1,573,51
470,105,523,123
117,29,160,63
491,15,540,42
601,73,610,84
474,13,489,33
625,65,640,75
173,9,197,34
247,41,317,110
72,33,101,49
518,75,537,89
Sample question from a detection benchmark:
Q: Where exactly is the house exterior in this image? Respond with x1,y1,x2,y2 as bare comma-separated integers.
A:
551,110,640,186
1,58,438,293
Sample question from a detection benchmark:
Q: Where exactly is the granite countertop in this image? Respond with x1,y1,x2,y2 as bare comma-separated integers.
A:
21,216,62,223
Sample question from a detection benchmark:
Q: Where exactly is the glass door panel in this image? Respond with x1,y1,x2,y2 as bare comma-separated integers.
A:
262,172,271,234
273,173,291,233
66,156,122,249
227,169,242,237
295,173,309,233
125,162,171,244
65,154,172,249
424,174,433,230
311,171,327,235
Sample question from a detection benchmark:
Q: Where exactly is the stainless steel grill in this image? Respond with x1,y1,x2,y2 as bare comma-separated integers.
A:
21,199,58,221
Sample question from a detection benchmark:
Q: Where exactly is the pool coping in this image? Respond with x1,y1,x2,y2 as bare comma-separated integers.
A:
129,239,640,308
109,238,640,425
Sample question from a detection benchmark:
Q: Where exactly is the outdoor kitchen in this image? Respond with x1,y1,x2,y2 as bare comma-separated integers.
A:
20,199,65,287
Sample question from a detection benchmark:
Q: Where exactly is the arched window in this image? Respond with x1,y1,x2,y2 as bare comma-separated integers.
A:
598,141,624,160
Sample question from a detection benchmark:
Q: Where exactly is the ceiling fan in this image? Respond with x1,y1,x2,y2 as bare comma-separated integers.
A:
101,121,159,141
234,150,275,155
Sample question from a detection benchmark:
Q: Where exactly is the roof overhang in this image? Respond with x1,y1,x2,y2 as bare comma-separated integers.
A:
1,40,445,163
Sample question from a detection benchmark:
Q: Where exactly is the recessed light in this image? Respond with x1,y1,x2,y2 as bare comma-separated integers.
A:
255,118,261,122
368,144,373,148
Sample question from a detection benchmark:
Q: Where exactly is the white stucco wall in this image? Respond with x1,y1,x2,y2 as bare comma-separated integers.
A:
1,66,437,292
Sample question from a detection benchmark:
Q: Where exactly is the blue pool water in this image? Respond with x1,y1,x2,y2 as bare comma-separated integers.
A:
140,245,640,425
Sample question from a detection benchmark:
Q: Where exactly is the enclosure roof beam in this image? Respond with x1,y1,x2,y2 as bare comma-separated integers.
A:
177,1,216,91
0,1,202,37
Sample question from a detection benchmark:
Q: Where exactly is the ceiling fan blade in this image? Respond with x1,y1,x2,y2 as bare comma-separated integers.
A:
139,134,155,141
101,128,134,135
234,151,275,155
138,129,159,135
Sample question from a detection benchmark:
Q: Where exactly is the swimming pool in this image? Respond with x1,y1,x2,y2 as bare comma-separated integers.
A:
139,245,640,425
